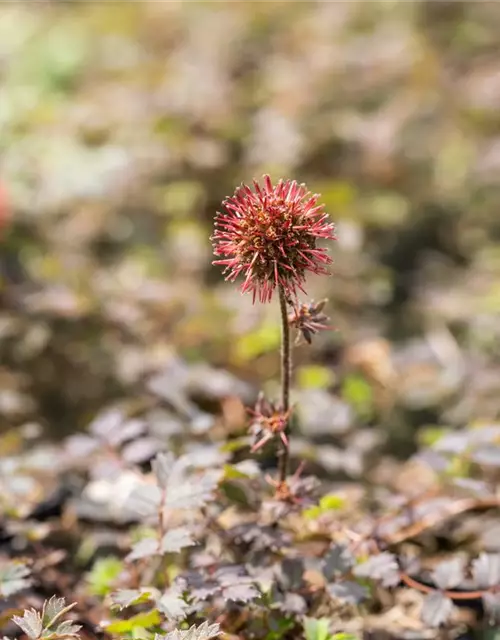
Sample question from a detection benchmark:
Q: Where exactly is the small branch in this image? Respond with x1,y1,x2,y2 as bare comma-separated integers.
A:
277,285,291,482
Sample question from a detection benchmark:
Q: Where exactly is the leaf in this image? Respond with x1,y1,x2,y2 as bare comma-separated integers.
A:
12,610,43,639
303,617,331,640
472,553,500,589
127,537,160,561
43,599,78,636
353,552,399,587
126,484,162,518
0,561,32,597
471,447,500,468
431,557,466,590
234,322,281,362
161,528,196,554
278,592,307,615
304,494,346,520
160,621,220,640
322,545,354,580
111,588,159,610
157,591,189,621
105,609,162,633
42,597,68,627
164,470,220,510
152,452,176,490
53,620,82,638
276,558,305,591
86,557,123,596
319,494,346,511
421,592,454,627
341,374,373,419
298,366,334,390
221,582,259,603
327,581,368,604
264,616,295,640
216,565,259,603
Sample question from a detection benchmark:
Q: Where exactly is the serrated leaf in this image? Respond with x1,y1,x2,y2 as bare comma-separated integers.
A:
164,470,220,510
152,452,176,490
328,581,368,604
161,528,196,554
221,582,259,603
353,552,399,587
159,621,220,640
472,553,500,589
42,597,67,627
322,545,354,580
111,588,159,610
303,617,331,640
217,566,259,602
431,557,466,590
12,610,43,639
127,537,160,561
43,599,78,634
53,620,82,638
105,609,161,633
421,592,454,627
126,484,162,518
157,591,189,621
0,562,32,597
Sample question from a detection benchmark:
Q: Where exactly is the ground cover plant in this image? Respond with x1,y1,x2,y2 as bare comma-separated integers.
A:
3,1,500,639
3,174,500,640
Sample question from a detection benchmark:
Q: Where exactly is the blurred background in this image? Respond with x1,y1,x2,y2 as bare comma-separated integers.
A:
1,0,500,470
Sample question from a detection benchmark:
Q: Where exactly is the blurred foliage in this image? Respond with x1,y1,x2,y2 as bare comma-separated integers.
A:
1,0,500,454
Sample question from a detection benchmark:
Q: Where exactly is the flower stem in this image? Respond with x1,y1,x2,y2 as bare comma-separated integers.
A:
278,285,291,482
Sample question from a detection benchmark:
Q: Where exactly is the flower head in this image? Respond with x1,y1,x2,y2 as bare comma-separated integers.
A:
248,392,292,453
211,175,336,303
288,298,331,344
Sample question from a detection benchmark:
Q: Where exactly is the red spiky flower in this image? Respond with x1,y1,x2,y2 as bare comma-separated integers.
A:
211,175,336,303
248,392,293,453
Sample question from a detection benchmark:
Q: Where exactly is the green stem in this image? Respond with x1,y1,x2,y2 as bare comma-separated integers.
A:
278,285,291,482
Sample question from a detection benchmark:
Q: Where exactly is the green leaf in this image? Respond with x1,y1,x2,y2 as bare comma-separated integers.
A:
303,494,346,520
264,616,295,640
222,464,251,480
86,557,123,597
320,494,346,511
310,181,356,218
111,588,159,610
341,374,373,419
303,617,331,640
105,609,162,634
220,437,250,453
419,426,448,447
297,366,334,390
331,634,359,640
234,322,280,362
220,480,252,507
